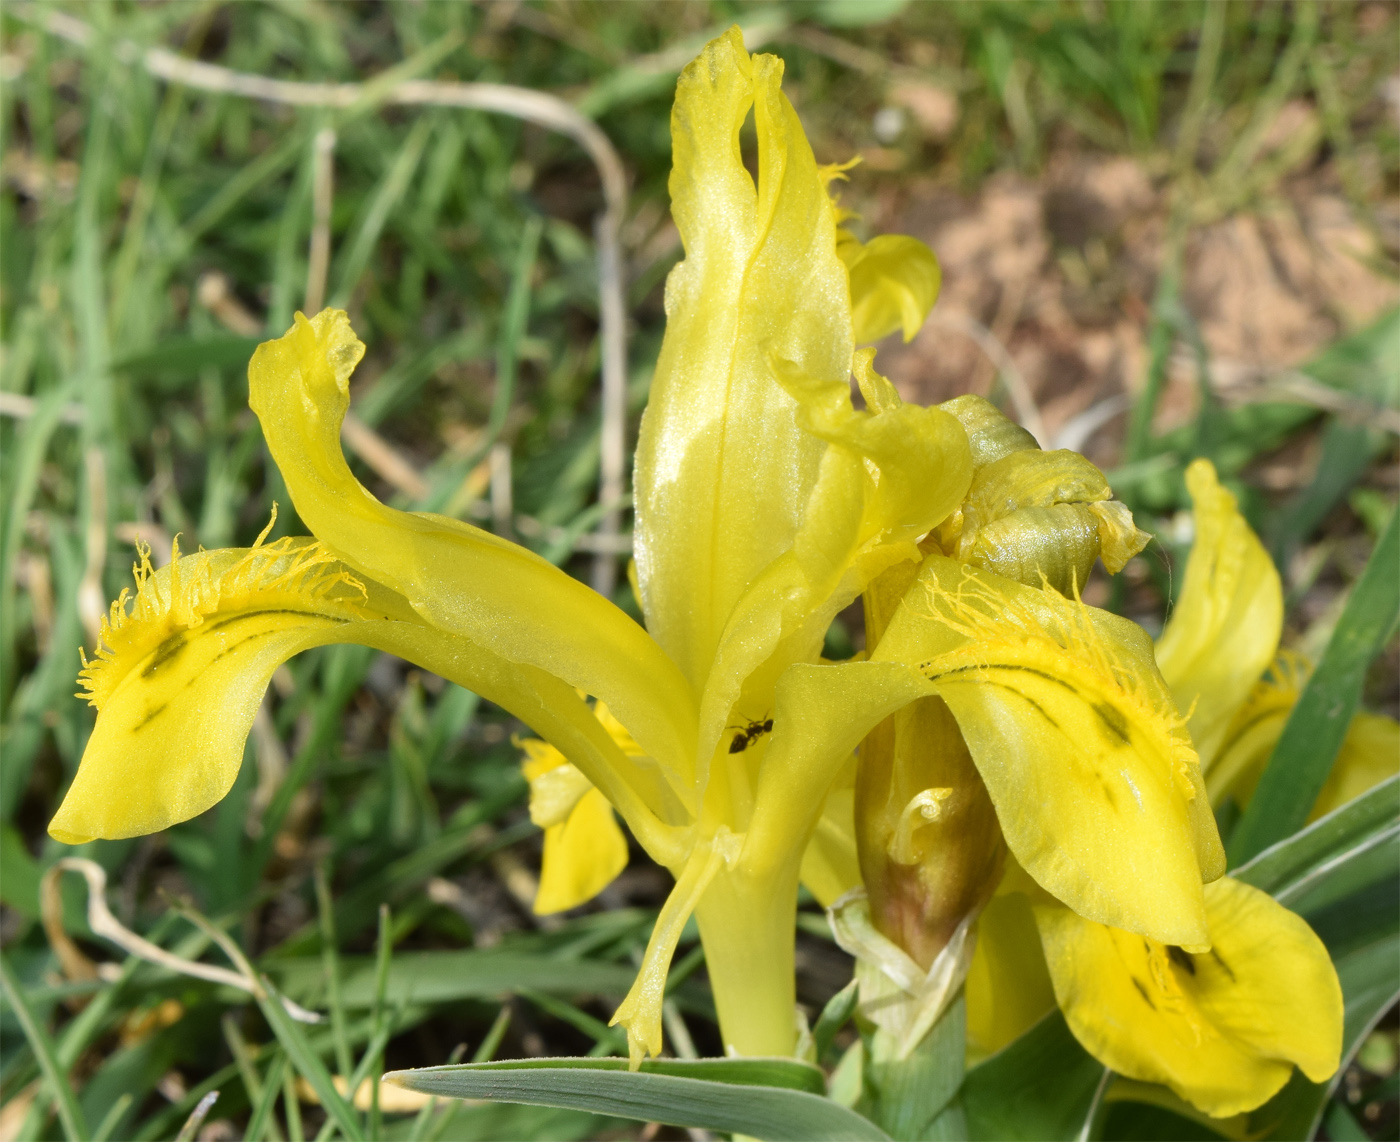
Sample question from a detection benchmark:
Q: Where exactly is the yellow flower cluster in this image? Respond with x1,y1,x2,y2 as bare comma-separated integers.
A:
51,27,1391,1118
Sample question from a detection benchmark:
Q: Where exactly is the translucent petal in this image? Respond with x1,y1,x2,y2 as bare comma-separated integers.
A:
871,554,1223,948
942,444,1147,591
1156,459,1282,767
1035,877,1342,1118
247,309,697,817
631,28,853,694
844,234,941,344
937,395,1038,470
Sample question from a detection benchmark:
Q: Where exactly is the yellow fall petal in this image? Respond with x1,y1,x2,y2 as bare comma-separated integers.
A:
247,309,697,815
964,888,1056,1059
54,534,681,861
51,536,374,845
842,233,942,344
1156,459,1282,768
1034,877,1342,1118
632,28,854,695
518,703,640,914
534,786,629,916
870,554,1224,948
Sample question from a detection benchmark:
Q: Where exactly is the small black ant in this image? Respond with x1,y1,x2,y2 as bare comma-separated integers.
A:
728,717,774,753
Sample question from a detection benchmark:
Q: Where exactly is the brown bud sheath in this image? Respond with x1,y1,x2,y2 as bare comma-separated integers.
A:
857,562,1005,970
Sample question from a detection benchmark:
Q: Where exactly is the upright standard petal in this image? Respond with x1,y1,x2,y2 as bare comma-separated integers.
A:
871,555,1224,948
1034,878,1342,1118
842,234,942,344
248,310,697,819
632,27,854,694
694,352,970,766
1156,459,1282,766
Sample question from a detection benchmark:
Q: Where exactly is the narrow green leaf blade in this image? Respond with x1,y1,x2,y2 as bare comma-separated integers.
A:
255,983,364,1142
384,1058,885,1141
1230,506,1400,864
272,949,640,1008
1232,776,1399,904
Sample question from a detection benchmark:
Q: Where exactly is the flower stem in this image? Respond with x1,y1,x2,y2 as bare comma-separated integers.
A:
694,866,798,1057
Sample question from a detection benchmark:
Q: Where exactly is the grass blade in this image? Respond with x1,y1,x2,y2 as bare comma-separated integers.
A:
245,1054,288,1142
174,1091,219,1142
90,1093,132,1142
0,952,91,1140
257,979,365,1142
315,860,354,1083
1230,506,1400,864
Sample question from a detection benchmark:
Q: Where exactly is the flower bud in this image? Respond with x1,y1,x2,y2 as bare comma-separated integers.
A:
931,396,1150,594
855,564,1006,971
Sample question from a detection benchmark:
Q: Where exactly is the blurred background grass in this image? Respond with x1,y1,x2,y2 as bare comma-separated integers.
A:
1,2,1396,1139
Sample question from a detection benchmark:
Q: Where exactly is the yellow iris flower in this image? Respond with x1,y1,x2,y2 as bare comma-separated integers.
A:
967,458,1378,1116
51,28,967,1065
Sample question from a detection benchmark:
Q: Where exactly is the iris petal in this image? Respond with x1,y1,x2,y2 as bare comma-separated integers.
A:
871,554,1223,948
248,309,697,815
53,537,682,861
843,233,942,344
1156,459,1282,767
632,28,854,695
1034,877,1342,1117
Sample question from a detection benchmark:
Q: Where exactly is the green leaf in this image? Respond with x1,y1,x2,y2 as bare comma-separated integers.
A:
384,1057,887,1141
963,1011,1107,1142
110,335,263,380
1229,506,1400,864
271,949,641,1008
813,979,859,1062
255,981,365,1142
1232,776,1399,913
